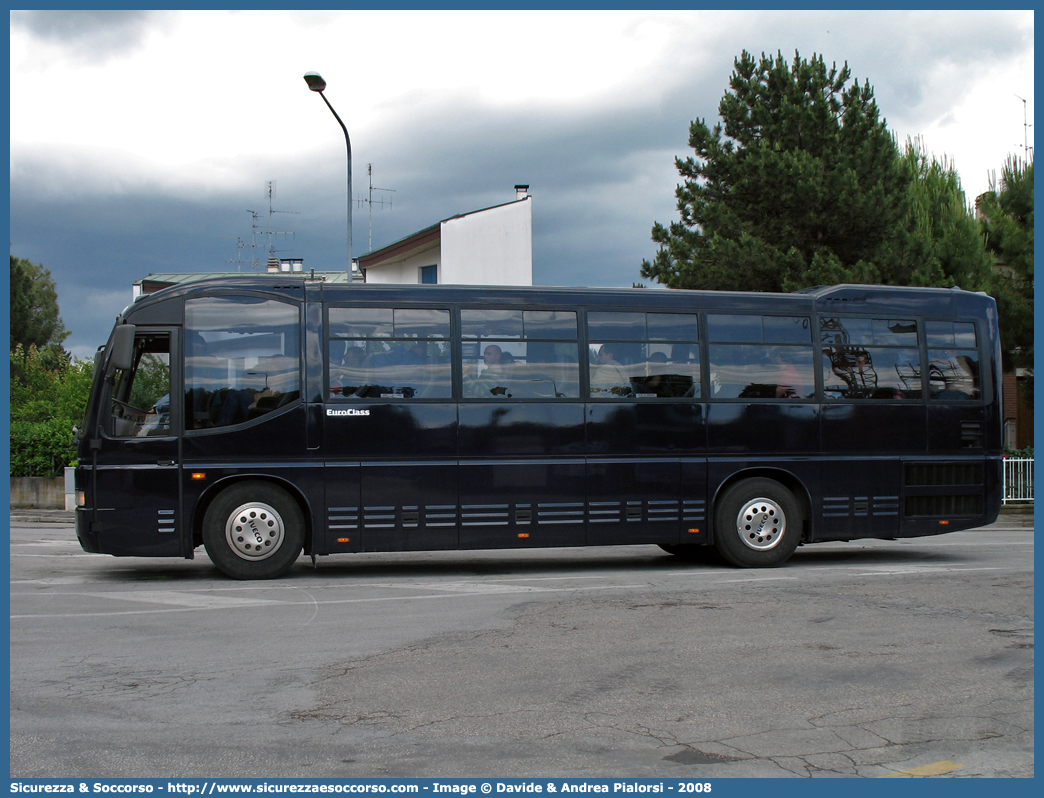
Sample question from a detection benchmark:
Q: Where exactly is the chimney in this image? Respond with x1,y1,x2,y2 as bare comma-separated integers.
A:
515,184,529,201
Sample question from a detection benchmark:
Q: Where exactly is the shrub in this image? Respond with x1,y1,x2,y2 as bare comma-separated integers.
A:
10,345,94,476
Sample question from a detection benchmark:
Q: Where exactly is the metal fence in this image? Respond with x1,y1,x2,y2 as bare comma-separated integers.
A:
1003,458,1034,504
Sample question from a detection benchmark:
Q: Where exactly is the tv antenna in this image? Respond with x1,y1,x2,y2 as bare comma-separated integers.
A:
220,236,249,271
234,181,299,270
355,163,396,251
1014,94,1033,158
263,180,299,265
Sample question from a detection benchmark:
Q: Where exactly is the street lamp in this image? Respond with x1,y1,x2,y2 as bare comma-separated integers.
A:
304,71,355,281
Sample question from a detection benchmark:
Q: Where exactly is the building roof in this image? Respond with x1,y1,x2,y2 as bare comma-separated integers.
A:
357,195,529,271
356,223,441,271
134,271,355,295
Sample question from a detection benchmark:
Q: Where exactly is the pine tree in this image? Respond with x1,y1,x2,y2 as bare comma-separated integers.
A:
641,50,910,292
879,138,994,291
978,156,1034,377
10,255,69,353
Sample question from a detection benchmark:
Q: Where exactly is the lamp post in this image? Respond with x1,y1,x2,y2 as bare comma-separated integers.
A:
304,71,355,281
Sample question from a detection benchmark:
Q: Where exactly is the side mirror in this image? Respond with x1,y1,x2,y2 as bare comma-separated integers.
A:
104,324,137,378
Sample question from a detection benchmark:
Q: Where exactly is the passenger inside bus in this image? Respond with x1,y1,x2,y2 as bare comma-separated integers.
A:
467,344,510,397
590,343,631,396
773,354,803,398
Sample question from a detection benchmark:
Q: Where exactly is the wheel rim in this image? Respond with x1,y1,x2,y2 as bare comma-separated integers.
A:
735,496,786,551
225,501,285,562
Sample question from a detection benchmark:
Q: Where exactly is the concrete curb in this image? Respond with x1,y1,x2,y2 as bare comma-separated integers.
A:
999,504,1035,515
9,509,77,524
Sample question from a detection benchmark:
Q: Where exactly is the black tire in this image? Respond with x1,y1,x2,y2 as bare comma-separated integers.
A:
713,478,803,568
202,481,304,579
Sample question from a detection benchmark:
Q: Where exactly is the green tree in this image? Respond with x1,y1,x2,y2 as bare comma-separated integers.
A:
978,155,1034,378
10,255,69,354
10,344,94,477
879,138,994,291
642,52,996,297
641,50,910,292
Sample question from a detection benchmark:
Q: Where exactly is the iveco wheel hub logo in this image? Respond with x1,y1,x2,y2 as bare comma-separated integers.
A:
248,520,263,543
327,408,370,416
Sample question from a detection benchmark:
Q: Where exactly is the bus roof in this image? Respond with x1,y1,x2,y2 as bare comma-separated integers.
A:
121,277,990,324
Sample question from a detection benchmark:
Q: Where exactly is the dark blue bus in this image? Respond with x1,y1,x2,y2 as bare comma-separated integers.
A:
74,279,1003,579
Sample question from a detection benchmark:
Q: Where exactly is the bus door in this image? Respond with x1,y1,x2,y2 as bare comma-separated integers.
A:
88,328,182,557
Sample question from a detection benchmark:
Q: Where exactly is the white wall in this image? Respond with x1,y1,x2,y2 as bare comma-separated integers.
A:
363,196,533,286
440,198,532,286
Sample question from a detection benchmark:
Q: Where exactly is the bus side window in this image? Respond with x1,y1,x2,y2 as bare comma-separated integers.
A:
926,321,980,401
328,307,452,400
928,351,980,400
461,309,580,399
707,344,814,399
587,312,701,400
185,297,301,429
820,317,922,400
705,314,815,400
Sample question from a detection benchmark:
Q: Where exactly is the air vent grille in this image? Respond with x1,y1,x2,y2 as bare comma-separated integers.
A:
906,495,983,517
905,463,983,487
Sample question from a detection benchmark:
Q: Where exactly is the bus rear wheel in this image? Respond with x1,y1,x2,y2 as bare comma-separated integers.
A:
713,478,802,568
203,482,304,579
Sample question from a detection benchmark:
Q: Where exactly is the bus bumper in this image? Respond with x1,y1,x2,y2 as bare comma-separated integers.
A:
75,507,102,553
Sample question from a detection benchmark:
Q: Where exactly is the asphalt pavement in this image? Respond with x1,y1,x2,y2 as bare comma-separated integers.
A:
9,509,1035,778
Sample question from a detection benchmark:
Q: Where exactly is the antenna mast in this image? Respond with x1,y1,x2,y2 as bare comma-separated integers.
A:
263,180,300,267
1014,94,1033,158
234,181,300,271
355,164,396,251
220,236,249,271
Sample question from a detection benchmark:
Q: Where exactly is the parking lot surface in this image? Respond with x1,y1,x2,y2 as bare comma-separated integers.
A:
9,511,1034,778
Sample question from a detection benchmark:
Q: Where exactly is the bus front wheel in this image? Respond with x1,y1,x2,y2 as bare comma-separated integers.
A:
203,482,304,579
713,478,802,568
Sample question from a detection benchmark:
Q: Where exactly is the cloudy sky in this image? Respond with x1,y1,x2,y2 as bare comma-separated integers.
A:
9,9,1034,359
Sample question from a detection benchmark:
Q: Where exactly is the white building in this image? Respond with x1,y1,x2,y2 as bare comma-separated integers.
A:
132,186,532,298
358,185,532,285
